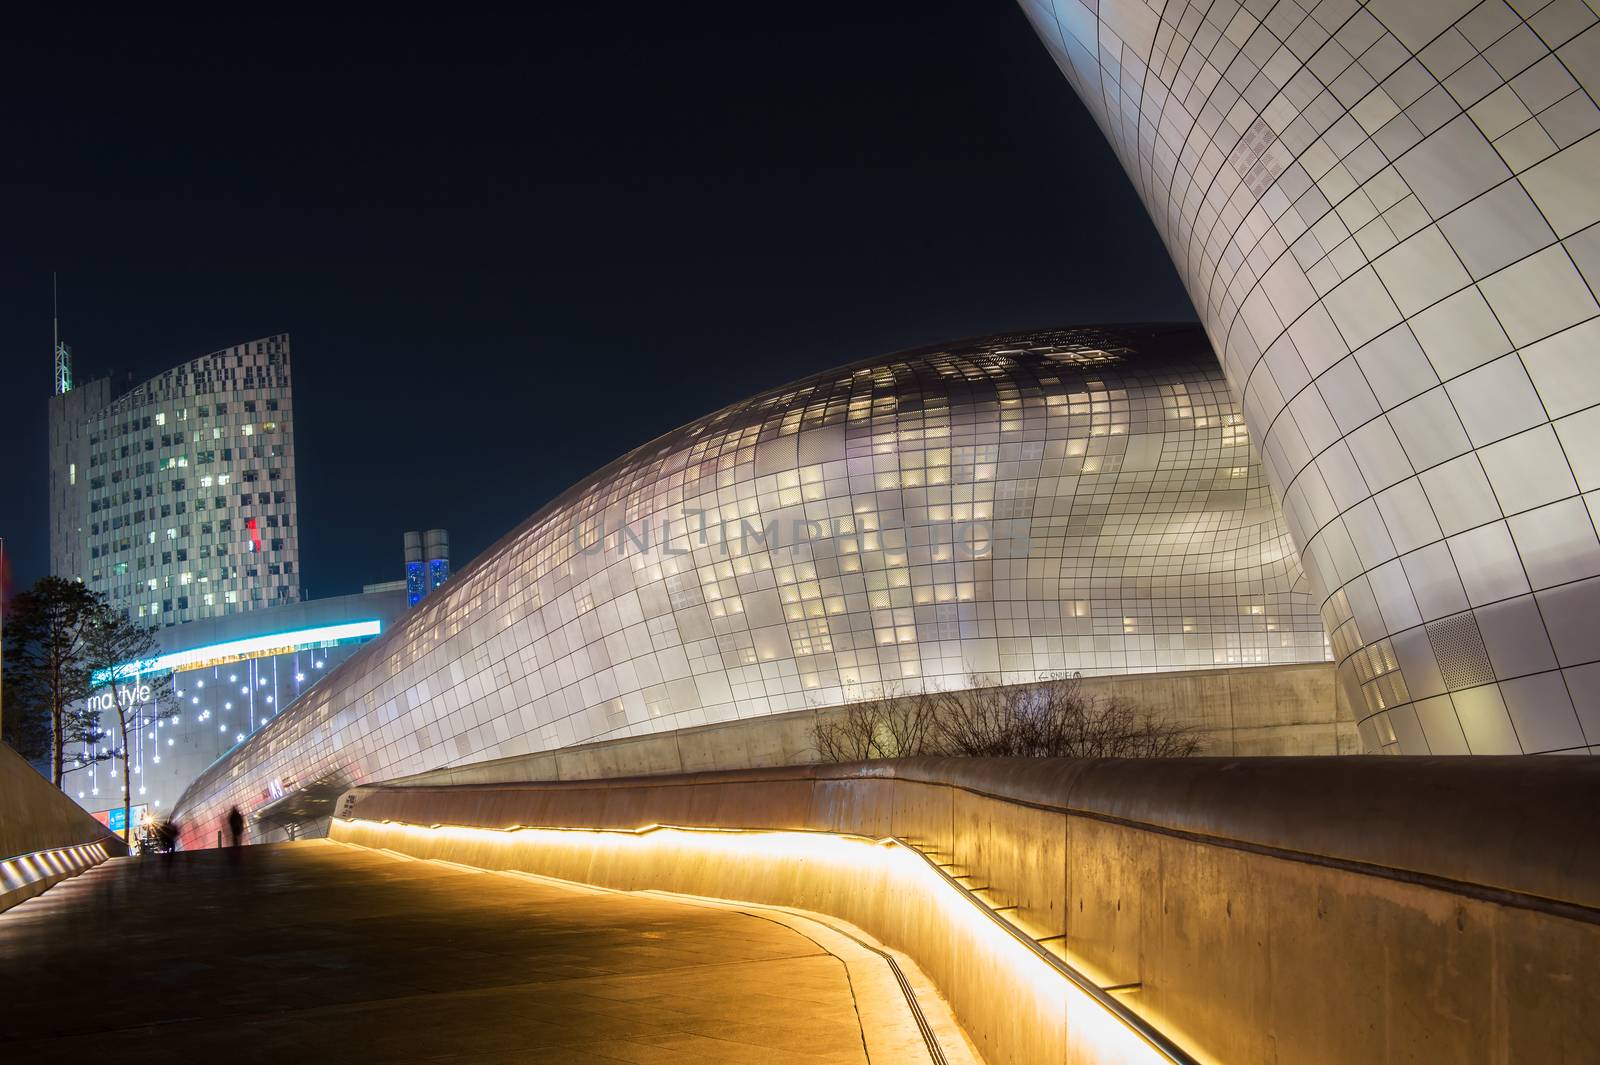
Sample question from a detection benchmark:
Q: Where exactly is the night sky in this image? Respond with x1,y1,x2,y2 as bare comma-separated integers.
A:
0,7,1193,597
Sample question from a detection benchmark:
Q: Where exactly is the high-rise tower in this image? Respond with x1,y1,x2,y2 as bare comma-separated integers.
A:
48,334,302,626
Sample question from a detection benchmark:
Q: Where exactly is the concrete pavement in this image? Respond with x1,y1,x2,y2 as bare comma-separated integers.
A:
0,840,950,1064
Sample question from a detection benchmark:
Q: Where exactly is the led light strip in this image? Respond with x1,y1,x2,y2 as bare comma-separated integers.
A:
0,842,112,908
92,619,382,683
336,817,1200,1065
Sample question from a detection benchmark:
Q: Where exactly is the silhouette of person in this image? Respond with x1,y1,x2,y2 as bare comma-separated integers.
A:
227,806,245,861
155,819,180,876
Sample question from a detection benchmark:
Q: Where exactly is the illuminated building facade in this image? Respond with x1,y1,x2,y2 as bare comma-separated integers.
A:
69,589,406,820
1019,0,1600,753
175,325,1331,845
48,334,301,626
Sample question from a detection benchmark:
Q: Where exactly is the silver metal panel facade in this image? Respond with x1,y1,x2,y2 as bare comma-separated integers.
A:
175,326,1327,843
1018,0,1600,753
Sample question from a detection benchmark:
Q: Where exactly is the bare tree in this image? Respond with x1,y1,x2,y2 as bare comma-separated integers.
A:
813,673,1198,763
80,601,176,845
811,685,943,761
935,673,1198,758
1081,695,1203,758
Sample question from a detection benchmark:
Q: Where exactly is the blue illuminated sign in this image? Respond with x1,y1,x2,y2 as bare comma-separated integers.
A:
106,805,147,832
92,619,383,685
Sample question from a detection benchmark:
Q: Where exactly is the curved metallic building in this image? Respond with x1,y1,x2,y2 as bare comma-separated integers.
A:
1020,0,1600,753
175,325,1327,844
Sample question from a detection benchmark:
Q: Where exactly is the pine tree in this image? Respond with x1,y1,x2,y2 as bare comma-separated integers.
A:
2,577,99,785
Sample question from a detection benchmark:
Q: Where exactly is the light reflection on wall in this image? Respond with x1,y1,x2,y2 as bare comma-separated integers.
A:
331,817,1194,1065
0,843,113,911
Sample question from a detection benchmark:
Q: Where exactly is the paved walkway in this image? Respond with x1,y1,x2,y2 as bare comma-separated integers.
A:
0,840,937,1064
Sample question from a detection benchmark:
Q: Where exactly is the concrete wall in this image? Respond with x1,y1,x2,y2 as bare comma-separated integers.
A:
0,742,126,912
335,756,1600,1065
1077,661,1356,755
389,661,1356,790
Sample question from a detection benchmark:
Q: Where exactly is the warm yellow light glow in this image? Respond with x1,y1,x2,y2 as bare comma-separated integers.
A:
0,842,110,897
332,817,1194,1065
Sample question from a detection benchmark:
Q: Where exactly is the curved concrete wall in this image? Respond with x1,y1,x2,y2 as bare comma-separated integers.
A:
176,326,1333,848
0,743,126,912
1018,0,1600,754
335,755,1600,1065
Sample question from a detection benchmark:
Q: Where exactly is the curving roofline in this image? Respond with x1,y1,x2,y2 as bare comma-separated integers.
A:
178,321,1220,803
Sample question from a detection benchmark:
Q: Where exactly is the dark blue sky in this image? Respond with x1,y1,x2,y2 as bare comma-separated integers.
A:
0,6,1193,596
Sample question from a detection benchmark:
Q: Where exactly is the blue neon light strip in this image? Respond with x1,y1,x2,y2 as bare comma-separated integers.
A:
93,619,383,684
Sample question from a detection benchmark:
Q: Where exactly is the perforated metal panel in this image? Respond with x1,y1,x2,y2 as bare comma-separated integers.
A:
1426,614,1497,691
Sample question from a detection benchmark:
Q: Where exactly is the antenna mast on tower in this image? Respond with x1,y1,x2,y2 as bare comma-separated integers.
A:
53,273,73,395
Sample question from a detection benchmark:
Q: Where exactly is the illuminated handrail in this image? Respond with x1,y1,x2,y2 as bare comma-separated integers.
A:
892,836,1196,1065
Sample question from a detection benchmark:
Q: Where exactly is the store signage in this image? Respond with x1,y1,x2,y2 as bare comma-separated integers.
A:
94,805,148,832
86,683,153,714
